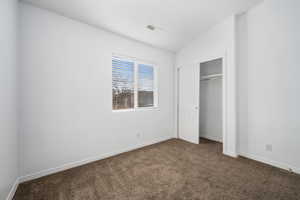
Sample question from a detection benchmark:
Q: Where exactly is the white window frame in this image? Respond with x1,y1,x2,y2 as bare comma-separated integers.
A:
112,54,159,112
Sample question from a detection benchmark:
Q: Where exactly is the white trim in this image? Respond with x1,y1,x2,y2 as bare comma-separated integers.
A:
198,54,228,157
224,150,238,158
222,54,229,156
177,53,227,68
153,63,159,107
240,152,300,175
6,178,19,200
19,136,173,183
134,61,138,108
175,67,180,138
112,107,160,113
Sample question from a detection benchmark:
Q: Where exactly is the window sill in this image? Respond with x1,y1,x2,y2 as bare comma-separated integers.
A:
112,107,160,113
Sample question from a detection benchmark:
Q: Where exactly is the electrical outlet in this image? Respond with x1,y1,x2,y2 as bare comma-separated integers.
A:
266,144,272,152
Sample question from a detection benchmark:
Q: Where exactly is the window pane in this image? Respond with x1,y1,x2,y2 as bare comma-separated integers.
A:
112,58,134,110
138,64,154,107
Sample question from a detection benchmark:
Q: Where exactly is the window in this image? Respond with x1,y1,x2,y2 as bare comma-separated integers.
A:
138,64,154,107
112,59,135,110
112,56,157,110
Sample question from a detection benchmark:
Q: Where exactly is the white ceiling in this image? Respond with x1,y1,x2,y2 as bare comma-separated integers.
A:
21,0,262,52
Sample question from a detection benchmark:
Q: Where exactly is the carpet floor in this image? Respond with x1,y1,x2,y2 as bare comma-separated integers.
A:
14,139,300,200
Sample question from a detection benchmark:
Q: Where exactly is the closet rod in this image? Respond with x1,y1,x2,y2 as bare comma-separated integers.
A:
200,73,222,81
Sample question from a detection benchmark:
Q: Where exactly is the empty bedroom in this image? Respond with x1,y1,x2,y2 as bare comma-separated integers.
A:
1,0,300,199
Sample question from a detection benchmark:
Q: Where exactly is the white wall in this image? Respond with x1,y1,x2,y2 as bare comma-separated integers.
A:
176,16,237,156
237,0,300,173
176,0,300,172
19,3,175,178
0,0,19,199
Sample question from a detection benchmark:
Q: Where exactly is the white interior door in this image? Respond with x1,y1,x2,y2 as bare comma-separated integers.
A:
178,64,200,144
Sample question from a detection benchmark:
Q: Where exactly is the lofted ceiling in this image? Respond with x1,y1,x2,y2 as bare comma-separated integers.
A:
21,0,262,52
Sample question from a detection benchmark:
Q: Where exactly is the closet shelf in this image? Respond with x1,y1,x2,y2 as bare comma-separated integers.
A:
200,73,223,81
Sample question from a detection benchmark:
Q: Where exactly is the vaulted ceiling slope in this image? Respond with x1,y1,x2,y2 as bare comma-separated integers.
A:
21,0,262,52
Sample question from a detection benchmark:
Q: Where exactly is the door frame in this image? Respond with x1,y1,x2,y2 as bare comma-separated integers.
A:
176,52,237,158
199,56,226,151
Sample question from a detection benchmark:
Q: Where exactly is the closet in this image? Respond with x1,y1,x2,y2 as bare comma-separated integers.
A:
199,58,223,143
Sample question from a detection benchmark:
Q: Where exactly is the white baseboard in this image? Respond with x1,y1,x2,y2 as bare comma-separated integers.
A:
6,178,19,200
19,136,173,183
240,152,300,175
223,150,238,158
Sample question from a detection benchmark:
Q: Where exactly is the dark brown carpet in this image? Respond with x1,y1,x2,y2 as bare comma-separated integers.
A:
14,139,300,200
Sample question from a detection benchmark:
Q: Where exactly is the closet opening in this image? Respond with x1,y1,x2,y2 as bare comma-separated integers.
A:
199,58,223,147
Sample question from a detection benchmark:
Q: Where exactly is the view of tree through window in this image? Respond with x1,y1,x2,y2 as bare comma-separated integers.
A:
112,59,134,110
138,64,154,107
112,57,156,110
